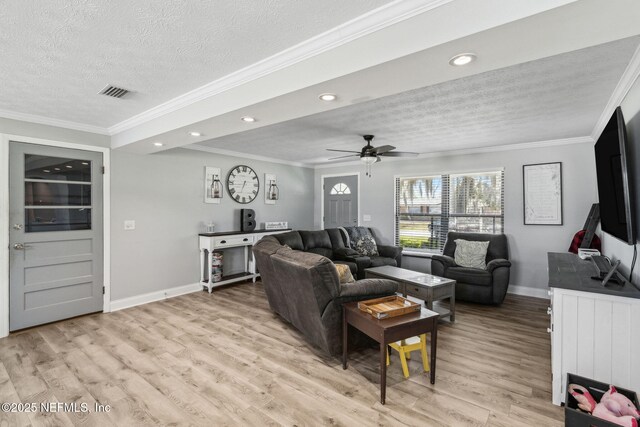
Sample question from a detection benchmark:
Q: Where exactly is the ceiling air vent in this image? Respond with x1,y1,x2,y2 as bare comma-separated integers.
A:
98,85,130,98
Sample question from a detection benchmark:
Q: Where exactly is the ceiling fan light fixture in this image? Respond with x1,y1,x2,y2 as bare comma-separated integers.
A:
449,53,477,66
361,156,377,165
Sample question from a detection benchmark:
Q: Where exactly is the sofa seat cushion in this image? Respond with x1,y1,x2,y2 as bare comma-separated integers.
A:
369,256,397,268
446,267,492,286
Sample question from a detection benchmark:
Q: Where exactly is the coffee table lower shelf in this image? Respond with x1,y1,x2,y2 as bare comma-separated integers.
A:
342,302,439,405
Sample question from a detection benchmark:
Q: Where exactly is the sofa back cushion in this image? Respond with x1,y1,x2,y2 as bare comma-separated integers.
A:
273,231,304,250
443,232,509,262
299,230,334,259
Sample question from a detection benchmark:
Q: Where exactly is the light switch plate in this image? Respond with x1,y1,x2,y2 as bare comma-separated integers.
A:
124,220,136,230
363,214,372,222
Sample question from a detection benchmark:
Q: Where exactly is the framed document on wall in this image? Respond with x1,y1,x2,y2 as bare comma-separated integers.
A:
523,162,562,225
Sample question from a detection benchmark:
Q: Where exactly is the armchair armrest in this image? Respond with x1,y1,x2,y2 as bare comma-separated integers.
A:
339,279,398,297
486,258,511,273
431,254,457,268
431,254,456,277
377,245,402,259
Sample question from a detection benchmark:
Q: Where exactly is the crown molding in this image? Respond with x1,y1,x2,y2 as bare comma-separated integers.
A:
311,136,594,169
108,0,454,135
184,144,314,168
0,109,110,135
591,41,640,140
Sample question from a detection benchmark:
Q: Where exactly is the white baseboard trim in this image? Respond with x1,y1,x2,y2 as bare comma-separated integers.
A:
507,285,549,300
110,282,203,312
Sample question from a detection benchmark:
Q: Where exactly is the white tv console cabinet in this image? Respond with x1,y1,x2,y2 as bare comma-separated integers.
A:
199,228,290,293
547,252,640,405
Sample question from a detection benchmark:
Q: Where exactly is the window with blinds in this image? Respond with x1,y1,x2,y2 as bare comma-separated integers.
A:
395,170,504,253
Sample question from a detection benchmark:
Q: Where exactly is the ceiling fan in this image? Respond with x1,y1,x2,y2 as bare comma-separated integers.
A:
327,135,418,176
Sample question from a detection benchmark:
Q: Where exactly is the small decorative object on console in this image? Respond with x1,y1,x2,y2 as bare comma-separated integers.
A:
240,209,256,232
265,221,288,230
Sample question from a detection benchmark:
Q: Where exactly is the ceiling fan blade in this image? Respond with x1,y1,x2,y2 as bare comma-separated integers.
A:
327,149,360,153
328,154,360,160
373,145,395,154
379,151,419,157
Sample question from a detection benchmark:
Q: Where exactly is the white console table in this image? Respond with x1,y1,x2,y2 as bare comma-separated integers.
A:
199,228,289,293
548,252,640,405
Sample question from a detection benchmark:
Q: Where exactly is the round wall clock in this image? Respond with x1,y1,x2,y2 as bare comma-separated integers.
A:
226,165,259,204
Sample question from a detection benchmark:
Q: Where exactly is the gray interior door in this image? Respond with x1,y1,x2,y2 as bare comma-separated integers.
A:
323,175,358,228
9,142,103,331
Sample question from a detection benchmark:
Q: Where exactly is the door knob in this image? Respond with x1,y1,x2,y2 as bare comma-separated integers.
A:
13,243,31,250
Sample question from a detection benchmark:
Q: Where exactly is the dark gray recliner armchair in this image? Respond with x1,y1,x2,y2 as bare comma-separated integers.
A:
431,232,511,305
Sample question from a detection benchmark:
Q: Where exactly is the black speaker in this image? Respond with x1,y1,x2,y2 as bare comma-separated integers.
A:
240,209,256,232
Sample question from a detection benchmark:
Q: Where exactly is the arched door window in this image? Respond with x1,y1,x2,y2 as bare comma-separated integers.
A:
330,183,351,195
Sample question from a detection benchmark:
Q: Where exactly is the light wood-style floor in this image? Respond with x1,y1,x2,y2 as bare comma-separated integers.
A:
0,282,563,426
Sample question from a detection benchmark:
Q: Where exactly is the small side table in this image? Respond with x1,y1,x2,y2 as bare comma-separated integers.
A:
342,302,439,404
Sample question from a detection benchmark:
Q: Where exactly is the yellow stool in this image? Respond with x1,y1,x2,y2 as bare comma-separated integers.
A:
386,334,430,378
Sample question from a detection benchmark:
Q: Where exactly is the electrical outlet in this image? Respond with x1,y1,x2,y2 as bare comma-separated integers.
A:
124,220,136,230
363,214,372,222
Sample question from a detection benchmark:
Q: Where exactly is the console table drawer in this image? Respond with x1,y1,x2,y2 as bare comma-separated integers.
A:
214,235,254,248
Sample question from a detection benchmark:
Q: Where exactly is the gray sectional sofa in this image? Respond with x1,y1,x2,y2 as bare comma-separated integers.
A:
271,228,402,280
253,235,398,356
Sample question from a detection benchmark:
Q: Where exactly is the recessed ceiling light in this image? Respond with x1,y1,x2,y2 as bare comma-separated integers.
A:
449,53,477,66
189,131,201,137
43,169,50,173
319,93,337,102
54,168,61,171
81,162,89,165
241,116,256,123
153,142,164,147
66,165,73,169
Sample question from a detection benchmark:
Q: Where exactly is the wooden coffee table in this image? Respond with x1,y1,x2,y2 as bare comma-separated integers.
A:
342,302,439,404
365,266,456,322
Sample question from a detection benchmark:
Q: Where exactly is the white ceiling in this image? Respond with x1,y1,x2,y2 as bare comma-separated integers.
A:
0,0,390,127
194,36,640,164
1,0,640,161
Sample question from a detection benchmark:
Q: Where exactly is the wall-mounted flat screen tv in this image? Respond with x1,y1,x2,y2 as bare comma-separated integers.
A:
594,106,635,245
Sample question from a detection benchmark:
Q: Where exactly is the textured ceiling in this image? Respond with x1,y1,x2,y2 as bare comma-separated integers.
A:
0,0,391,127
195,36,640,163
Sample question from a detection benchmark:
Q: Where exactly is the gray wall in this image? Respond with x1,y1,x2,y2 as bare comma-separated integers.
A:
0,117,110,147
110,148,315,300
600,76,640,279
314,142,598,292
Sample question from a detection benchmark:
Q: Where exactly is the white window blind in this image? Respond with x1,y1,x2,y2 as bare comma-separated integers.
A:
395,170,504,253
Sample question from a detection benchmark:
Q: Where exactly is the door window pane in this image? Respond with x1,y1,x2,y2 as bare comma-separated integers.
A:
25,208,92,232
330,183,351,195
25,155,91,182
25,182,91,206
